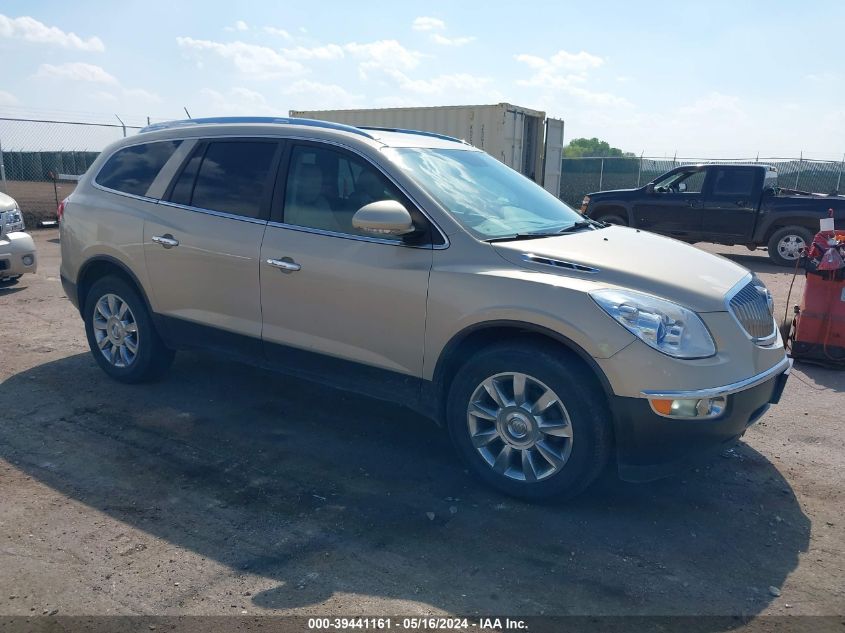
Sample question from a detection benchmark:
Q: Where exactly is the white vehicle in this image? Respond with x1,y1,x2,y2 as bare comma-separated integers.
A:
0,192,38,283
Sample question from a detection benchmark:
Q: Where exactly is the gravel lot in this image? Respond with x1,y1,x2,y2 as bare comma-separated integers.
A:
1,230,843,619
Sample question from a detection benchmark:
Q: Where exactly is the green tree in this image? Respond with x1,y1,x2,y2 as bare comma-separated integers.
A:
563,137,634,158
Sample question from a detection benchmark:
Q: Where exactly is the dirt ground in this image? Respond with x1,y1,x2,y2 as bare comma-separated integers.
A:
0,230,843,622
2,181,77,226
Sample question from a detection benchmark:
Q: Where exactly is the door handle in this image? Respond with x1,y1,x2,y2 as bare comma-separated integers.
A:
266,258,301,272
151,234,179,248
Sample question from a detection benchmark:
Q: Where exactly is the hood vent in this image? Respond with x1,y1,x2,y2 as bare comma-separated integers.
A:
522,253,599,274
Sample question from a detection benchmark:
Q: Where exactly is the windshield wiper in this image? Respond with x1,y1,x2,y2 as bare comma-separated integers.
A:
484,232,562,243
557,220,603,233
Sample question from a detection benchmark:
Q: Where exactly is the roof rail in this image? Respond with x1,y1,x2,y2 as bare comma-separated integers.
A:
139,116,375,138
357,126,467,144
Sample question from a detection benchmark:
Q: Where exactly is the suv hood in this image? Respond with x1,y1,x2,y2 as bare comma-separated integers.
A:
492,226,748,313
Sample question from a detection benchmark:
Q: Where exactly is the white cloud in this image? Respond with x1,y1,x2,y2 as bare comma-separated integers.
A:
0,14,104,51
0,90,19,106
282,44,344,60
34,62,118,84
285,80,363,109
412,17,445,32
227,20,249,32
385,69,491,95
345,40,424,77
122,87,162,104
199,87,284,116
677,92,743,117
431,33,476,47
514,49,630,108
263,26,292,39
176,37,306,78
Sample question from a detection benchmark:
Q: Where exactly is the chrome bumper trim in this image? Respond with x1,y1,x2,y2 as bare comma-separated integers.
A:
641,356,792,399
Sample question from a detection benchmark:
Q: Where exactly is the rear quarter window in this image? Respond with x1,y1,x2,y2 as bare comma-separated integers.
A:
95,140,182,197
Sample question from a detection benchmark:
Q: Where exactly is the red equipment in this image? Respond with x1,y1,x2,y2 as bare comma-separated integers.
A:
787,226,845,366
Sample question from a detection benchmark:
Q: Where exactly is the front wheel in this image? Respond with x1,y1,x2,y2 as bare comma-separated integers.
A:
83,276,174,383
767,226,814,267
597,213,627,226
446,343,612,501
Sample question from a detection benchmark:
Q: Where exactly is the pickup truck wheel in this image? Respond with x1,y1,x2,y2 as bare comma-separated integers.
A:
83,276,175,383
767,226,814,266
597,213,627,226
446,343,612,501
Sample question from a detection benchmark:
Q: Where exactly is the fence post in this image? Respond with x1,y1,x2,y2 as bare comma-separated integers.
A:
0,137,6,194
115,114,126,138
794,151,803,189
673,151,677,168
836,153,844,193
598,158,604,190
636,152,643,187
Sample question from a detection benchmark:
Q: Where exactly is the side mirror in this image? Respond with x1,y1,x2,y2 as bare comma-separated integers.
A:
646,183,655,194
352,200,415,237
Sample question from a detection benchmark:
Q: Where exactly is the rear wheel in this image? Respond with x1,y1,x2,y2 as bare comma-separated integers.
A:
446,343,612,501
767,226,814,267
83,276,174,383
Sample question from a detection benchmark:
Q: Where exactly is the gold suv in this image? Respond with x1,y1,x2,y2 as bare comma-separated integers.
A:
59,118,791,500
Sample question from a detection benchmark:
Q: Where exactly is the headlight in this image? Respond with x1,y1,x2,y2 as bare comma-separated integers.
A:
591,288,716,359
5,207,25,233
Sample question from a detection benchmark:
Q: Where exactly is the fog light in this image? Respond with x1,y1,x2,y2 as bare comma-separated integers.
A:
649,396,726,419
22,254,34,266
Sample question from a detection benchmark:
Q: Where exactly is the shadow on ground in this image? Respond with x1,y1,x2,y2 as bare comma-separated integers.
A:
0,352,810,617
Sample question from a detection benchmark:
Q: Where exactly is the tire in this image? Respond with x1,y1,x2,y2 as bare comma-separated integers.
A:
597,213,627,226
83,275,174,383
446,342,612,501
767,226,814,267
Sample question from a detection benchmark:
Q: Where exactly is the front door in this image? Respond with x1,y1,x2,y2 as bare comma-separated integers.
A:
633,168,707,239
259,141,433,398
143,138,280,348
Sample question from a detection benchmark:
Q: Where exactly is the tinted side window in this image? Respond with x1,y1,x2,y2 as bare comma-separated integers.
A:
283,144,402,236
169,147,204,206
190,141,278,218
712,168,756,197
96,141,182,197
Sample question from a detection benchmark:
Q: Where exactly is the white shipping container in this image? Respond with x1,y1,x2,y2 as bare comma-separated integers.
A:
290,104,565,195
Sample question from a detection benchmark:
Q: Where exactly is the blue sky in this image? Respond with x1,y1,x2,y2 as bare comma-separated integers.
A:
1,0,843,158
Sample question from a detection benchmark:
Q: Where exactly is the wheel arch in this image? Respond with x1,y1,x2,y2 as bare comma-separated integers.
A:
432,321,615,424
76,255,155,318
590,203,631,224
762,218,819,243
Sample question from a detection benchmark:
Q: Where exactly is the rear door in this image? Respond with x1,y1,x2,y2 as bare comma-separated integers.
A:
259,140,434,396
542,118,565,197
700,167,760,241
633,168,707,239
143,137,281,349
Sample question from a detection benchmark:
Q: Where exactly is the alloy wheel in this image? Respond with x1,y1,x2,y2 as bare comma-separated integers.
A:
92,293,139,368
466,372,574,482
777,234,806,260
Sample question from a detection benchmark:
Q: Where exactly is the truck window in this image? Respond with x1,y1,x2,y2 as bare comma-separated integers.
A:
654,170,705,193
711,168,756,197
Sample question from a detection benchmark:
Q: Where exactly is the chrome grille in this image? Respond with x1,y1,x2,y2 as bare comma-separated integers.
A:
728,280,775,341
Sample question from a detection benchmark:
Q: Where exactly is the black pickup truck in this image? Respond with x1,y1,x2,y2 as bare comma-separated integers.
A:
581,164,845,265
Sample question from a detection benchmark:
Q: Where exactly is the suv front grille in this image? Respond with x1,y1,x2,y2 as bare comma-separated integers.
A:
729,280,775,342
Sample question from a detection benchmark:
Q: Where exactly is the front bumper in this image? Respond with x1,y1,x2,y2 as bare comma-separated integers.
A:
0,232,38,279
612,357,791,482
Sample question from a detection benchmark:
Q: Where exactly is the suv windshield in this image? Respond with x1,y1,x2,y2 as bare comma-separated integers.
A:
384,147,586,240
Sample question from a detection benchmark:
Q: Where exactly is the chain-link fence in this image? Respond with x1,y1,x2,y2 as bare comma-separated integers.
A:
560,156,845,207
0,117,144,224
